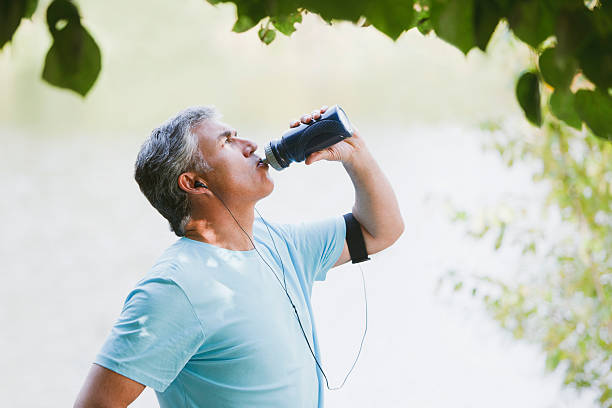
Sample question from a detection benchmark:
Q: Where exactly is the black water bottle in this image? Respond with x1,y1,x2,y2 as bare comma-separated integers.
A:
262,104,354,171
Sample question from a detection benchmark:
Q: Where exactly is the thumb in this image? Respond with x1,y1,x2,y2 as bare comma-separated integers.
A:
305,151,327,165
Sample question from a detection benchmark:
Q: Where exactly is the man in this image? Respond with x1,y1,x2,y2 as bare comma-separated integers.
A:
74,105,403,407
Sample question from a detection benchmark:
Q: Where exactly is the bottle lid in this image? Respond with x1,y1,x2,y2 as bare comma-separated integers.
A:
264,143,284,171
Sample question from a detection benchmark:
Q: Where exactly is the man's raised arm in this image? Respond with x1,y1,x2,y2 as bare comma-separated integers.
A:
296,107,404,267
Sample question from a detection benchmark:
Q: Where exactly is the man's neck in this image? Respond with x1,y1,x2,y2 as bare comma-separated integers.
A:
183,201,255,251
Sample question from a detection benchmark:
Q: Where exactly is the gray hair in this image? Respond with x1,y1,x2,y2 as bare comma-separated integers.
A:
135,106,219,236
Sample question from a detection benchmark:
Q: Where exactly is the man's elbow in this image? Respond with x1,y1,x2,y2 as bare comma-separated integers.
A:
374,218,404,252
386,217,405,247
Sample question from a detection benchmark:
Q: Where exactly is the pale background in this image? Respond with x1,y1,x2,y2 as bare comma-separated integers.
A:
0,0,596,406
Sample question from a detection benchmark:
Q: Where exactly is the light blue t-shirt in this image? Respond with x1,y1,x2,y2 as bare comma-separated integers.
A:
95,216,346,408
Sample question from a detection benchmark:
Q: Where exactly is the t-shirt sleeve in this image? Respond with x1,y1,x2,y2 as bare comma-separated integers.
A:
281,215,346,284
94,277,205,392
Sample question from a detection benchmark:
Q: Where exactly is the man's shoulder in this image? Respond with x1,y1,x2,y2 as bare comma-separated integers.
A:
129,239,217,310
254,216,286,238
254,217,300,252
139,238,213,288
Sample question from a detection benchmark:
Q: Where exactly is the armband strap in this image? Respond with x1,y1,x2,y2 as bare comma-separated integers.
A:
343,213,371,264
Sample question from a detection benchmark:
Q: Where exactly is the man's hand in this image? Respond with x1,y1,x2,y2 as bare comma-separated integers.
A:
289,105,366,166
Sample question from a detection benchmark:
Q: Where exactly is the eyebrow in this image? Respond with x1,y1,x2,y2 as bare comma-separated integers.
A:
217,129,235,140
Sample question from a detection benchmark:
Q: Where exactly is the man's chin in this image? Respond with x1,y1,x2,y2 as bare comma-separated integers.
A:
251,179,274,202
261,180,275,198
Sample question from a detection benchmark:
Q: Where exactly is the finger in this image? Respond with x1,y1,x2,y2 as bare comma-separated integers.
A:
289,119,300,128
311,110,321,120
305,151,327,165
300,114,312,124
305,152,319,165
320,105,328,113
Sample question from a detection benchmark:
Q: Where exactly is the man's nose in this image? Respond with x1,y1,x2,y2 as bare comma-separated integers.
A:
239,138,257,156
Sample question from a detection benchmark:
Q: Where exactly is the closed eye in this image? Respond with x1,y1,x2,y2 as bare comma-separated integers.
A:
219,130,237,146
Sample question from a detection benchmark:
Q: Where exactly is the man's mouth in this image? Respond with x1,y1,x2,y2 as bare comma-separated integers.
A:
256,158,268,168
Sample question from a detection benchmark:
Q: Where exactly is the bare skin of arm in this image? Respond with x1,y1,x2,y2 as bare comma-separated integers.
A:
331,142,404,267
74,364,145,408
293,106,405,268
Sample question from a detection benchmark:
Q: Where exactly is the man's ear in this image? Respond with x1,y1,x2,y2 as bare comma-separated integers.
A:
178,172,209,194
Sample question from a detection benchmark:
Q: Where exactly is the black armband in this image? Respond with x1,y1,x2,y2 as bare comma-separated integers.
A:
343,213,371,264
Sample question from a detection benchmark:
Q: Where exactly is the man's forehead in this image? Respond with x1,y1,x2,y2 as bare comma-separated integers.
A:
195,119,234,143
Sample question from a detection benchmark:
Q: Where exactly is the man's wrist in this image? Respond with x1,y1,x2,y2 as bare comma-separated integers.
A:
342,147,373,171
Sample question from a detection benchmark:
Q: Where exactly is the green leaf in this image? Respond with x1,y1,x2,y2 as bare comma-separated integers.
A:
546,349,563,370
25,0,38,18
555,8,595,58
494,222,506,250
470,224,490,238
522,241,536,255
592,1,612,37
507,1,555,49
550,89,581,129
302,0,366,24
228,0,270,33
42,0,101,96
258,26,276,45
270,12,302,36
599,387,612,406
46,0,79,34
416,18,432,35
451,210,468,222
474,0,502,51
578,35,612,91
415,4,432,35
575,89,612,140
538,47,578,89
516,72,542,127
430,0,477,55
0,0,27,49
363,0,415,41
232,15,258,33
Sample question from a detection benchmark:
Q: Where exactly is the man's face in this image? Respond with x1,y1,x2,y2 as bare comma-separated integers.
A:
194,118,274,203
